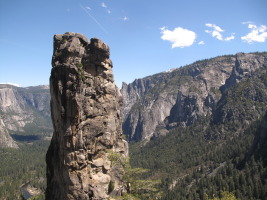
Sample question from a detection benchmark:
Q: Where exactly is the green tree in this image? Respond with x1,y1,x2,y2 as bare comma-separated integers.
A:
206,191,239,200
108,151,162,200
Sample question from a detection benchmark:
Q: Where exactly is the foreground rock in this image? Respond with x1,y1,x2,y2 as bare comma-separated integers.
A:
46,32,128,200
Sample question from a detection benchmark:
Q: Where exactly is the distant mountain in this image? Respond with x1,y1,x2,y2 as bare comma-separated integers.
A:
121,52,267,141
0,84,52,147
125,52,267,200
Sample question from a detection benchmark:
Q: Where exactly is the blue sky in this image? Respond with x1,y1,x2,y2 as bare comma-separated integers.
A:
0,0,266,87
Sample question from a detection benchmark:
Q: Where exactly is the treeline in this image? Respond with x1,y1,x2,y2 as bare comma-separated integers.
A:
161,156,267,200
130,117,267,200
0,140,49,200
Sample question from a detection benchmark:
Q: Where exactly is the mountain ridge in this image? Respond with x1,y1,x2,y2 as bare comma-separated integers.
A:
0,84,52,147
121,52,267,141
1,51,267,147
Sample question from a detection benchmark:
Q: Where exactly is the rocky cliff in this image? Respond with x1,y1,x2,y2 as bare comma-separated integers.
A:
46,32,128,200
0,84,51,146
0,118,18,148
121,52,267,141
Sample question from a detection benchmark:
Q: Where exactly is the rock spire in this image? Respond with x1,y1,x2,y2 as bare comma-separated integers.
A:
46,32,128,200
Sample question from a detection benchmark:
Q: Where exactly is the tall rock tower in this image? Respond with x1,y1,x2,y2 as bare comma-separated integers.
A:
46,32,128,200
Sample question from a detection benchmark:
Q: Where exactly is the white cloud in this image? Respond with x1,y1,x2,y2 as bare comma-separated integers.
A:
205,23,235,41
101,2,107,8
198,41,205,45
225,35,235,41
242,21,254,25
241,23,267,43
85,6,91,10
205,23,224,40
160,27,197,48
206,23,224,32
101,2,111,14
122,16,128,21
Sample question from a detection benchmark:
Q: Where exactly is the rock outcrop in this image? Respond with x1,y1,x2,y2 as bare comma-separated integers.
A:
0,118,18,148
46,32,128,200
121,52,267,141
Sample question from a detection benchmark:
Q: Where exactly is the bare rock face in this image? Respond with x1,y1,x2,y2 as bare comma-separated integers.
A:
0,119,18,148
46,32,128,200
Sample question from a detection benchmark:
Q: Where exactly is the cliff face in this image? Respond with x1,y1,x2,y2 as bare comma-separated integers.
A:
46,33,128,200
121,53,267,141
0,118,18,148
0,84,51,146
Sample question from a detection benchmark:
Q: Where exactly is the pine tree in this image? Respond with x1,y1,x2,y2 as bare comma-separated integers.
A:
108,151,162,200
207,191,238,200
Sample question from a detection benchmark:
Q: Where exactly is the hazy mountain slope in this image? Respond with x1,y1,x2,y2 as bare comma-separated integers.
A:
0,84,52,145
121,52,267,141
